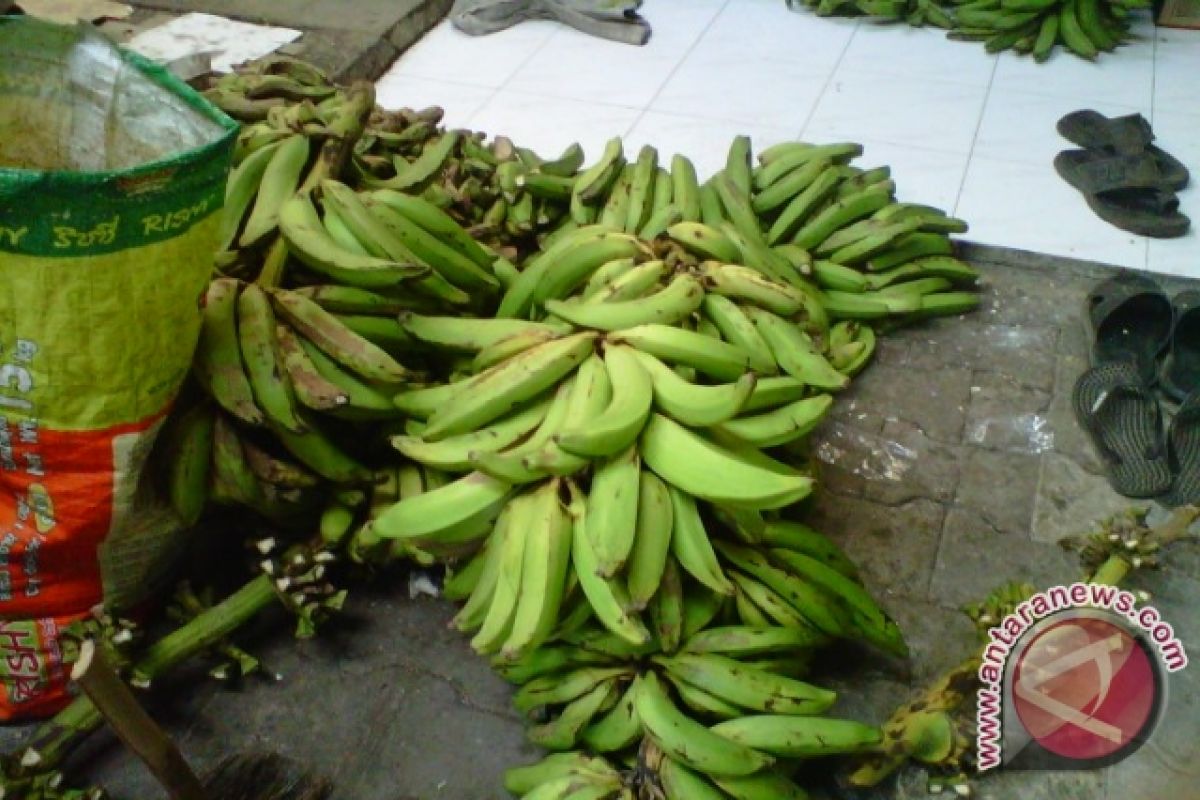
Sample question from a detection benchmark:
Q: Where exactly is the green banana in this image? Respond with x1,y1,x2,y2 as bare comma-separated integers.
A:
650,556,686,652
585,445,642,578
219,138,282,251
770,548,908,657
710,715,883,757
399,313,565,352
700,262,805,316
545,273,704,331
503,479,573,658
567,482,652,646
701,294,778,375
625,471,674,611
629,348,757,427
193,278,263,426
160,402,214,525
271,289,412,383
671,154,702,222
421,332,596,441
278,195,428,288
668,221,742,263
754,142,862,190
236,284,305,433
635,671,774,777
613,324,755,382
369,189,496,271
556,344,653,458
744,306,849,390
761,520,860,580
683,624,826,657
654,652,835,715
391,396,551,471
624,145,659,234
667,485,734,596
240,133,310,247
580,680,641,753
713,394,834,448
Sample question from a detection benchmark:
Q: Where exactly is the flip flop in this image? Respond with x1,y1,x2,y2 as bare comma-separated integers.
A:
1084,272,1173,385
1073,362,1172,499
1054,151,1191,239
1057,110,1189,191
1163,391,1200,507
1160,290,1200,405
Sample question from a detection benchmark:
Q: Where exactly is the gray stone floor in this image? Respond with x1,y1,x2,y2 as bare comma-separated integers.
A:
2,248,1198,800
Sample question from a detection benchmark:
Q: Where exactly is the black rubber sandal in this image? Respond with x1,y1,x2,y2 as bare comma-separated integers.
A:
1163,391,1200,507
1073,362,1172,498
1084,272,1173,385
1054,151,1191,239
1057,110,1189,191
1161,291,1200,405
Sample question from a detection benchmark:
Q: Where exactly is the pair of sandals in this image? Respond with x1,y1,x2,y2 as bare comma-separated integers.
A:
1054,110,1191,239
1074,273,1200,505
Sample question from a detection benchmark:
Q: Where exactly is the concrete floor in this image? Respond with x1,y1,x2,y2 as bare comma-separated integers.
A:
3,248,1197,800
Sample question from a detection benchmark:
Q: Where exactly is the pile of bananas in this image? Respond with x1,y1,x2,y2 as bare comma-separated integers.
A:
142,58,991,799
787,0,1152,60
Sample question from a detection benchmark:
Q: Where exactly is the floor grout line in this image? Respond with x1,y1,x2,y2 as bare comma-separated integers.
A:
951,55,1001,217
797,20,861,140
459,26,561,129
624,0,733,137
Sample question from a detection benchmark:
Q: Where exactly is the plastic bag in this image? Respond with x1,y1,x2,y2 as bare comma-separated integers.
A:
0,16,236,719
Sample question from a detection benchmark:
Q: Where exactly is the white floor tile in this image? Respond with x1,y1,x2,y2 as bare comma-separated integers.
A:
505,28,688,109
623,111,798,182
840,22,997,88
956,156,1148,269
850,139,970,212
467,91,641,160
974,90,1148,167
805,70,988,155
991,32,1155,109
373,75,495,127
653,50,829,129
383,20,557,89
1154,28,1200,114
1146,109,1200,279
696,0,858,66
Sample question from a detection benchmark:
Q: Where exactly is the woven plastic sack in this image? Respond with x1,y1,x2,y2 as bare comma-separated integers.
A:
0,16,236,719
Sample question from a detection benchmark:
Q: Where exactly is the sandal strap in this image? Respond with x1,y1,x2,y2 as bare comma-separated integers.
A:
1097,113,1155,154
1087,271,1172,337
1083,381,1165,466
1076,153,1168,195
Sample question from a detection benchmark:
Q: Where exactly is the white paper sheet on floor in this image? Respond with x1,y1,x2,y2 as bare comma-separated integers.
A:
128,12,300,74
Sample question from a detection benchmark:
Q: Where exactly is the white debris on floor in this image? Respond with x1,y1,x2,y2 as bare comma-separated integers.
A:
128,11,300,74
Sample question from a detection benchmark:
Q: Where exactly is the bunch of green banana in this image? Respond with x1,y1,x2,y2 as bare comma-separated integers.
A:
499,664,883,798
786,0,1150,61
162,273,424,524
146,54,997,800
942,0,1148,60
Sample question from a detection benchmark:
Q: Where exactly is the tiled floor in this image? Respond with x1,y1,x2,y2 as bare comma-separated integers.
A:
376,0,1200,278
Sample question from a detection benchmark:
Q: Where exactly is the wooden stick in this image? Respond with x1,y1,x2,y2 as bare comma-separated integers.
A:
71,640,209,800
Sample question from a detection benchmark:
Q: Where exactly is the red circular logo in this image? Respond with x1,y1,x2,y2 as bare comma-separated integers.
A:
1012,615,1158,762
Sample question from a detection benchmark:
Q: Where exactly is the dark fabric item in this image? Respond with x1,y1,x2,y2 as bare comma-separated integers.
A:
1084,272,1173,385
449,0,652,45
1161,290,1200,404
1163,390,1200,507
1054,151,1191,238
1057,109,1189,191
1073,362,1172,498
